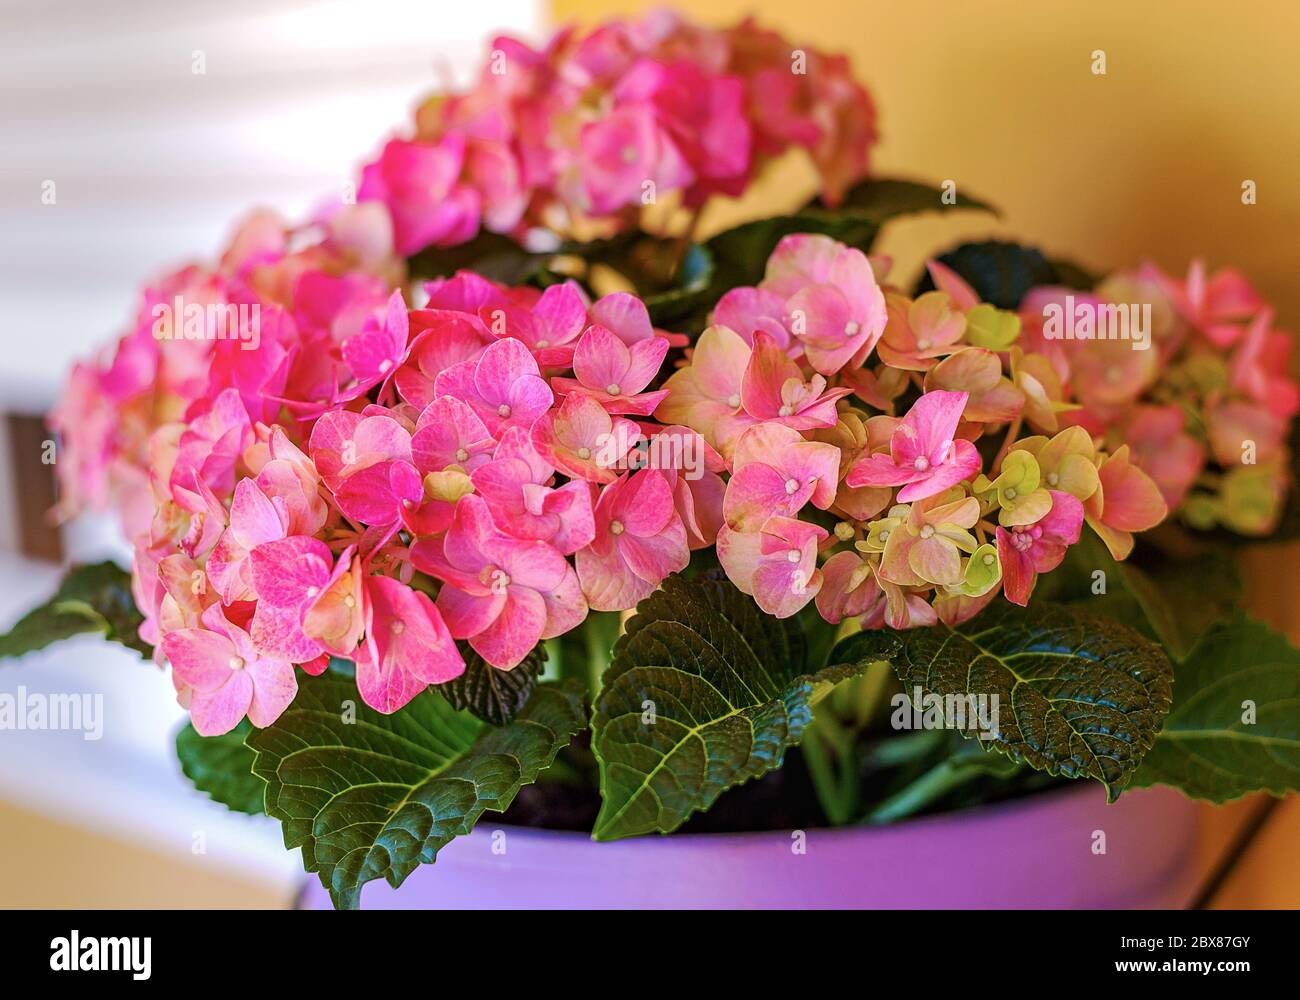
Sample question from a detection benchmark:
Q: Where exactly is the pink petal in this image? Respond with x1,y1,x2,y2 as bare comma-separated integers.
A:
189,673,254,737
438,582,507,639
574,324,633,395
470,587,547,669
250,536,333,608
163,627,237,693
895,438,981,502
244,656,299,727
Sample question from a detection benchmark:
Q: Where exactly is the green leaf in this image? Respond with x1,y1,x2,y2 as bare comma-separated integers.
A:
1044,528,1243,661
248,673,586,909
1130,618,1300,801
828,177,996,219
914,240,1094,309
835,601,1174,799
175,720,265,815
439,641,546,726
648,177,995,332
406,230,544,286
590,574,880,840
0,561,148,659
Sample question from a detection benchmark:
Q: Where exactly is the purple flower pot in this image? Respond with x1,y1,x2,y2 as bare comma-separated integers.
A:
298,784,1201,909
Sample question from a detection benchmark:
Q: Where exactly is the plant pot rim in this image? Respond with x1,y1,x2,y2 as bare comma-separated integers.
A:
493,779,1107,846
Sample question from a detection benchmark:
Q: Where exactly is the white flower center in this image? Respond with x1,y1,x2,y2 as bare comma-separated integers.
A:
784,478,800,495
786,549,801,563
1046,472,1059,486
919,524,935,539
497,403,512,417
916,338,931,350
982,553,996,566
535,339,549,348
727,393,741,409
606,383,621,396
1004,487,1017,500
577,446,592,460
306,586,320,598
391,620,405,636
456,448,469,463
378,359,392,373
228,656,245,671
913,456,930,472
344,594,356,608
610,520,625,536
844,320,860,336
778,405,794,417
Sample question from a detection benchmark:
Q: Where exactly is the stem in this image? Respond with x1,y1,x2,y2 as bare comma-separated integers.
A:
863,758,986,824
800,724,843,823
670,209,703,278
991,414,1023,475
863,728,946,769
852,659,897,729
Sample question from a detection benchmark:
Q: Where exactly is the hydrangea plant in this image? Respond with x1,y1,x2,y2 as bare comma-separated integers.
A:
5,11,1300,909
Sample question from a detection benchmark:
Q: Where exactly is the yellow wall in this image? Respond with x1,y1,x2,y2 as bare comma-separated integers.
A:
553,0,1300,326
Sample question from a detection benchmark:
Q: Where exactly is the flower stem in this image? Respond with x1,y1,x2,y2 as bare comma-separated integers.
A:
991,414,1023,475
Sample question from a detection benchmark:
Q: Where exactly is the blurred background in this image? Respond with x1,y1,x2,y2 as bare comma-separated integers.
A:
0,0,1296,907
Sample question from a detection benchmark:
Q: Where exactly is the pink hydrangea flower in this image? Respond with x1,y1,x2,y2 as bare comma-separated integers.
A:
354,574,465,713
1083,446,1168,560
739,331,851,430
1157,258,1262,348
530,390,640,483
580,103,694,215
575,469,689,611
716,515,826,618
477,281,588,368
845,390,981,502
169,388,253,510
1124,405,1205,510
997,490,1084,606
357,135,480,255
877,292,967,371
411,495,587,669
472,427,596,553
764,235,887,375
723,423,840,531
434,337,554,438
394,310,492,410
712,286,791,348
655,324,755,458
162,603,298,736
206,479,289,603
411,395,496,475
550,323,670,416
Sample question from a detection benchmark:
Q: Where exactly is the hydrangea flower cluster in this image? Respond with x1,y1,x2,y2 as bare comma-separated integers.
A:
660,236,1171,631
359,10,877,253
49,204,402,540
117,263,740,735
1019,260,1298,535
